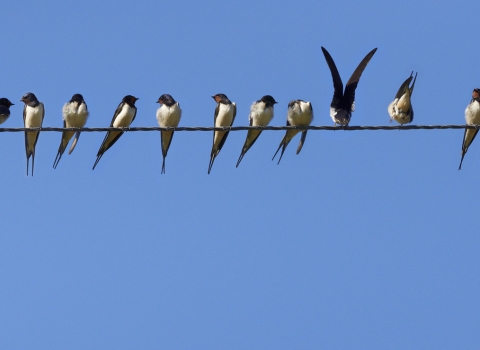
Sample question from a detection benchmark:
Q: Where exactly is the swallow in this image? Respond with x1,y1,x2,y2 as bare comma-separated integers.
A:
388,72,417,125
21,92,44,176
92,95,138,170
272,100,313,164
459,88,480,170
321,47,377,126
236,95,277,167
0,98,14,124
53,94,89,169
156,94,182,174
208,93,236,174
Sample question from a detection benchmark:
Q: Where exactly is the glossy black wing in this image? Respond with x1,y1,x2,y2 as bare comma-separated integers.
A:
321,47,344,108
343,48,377,110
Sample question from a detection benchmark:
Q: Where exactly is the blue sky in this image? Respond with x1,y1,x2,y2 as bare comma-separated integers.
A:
1,0,479,348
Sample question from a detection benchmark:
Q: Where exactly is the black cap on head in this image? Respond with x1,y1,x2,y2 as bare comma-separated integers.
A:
0,98,14,107
70,94,84,103
260,95,277,107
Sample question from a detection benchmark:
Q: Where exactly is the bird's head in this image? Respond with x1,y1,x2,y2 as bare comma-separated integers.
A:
123,95,139,107
260,95,277,107
157,94,176,106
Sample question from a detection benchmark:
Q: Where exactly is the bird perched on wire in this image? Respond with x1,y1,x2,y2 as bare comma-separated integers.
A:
236,95,277,167
321,47,377,126
53,94,89,169
0,98,14,124
93,95,138,170
459,88,480,170
272,100,313,164
156,94,182,174
21,92,44,176
208,93,236,174
388,72,417,125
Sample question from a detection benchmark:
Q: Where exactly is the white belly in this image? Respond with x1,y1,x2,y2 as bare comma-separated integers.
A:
113,104,136,127
63,102,89,128
250,103,274,126
215,103,234,126
24,104,44,127
156,103,182,127
465,100,480,125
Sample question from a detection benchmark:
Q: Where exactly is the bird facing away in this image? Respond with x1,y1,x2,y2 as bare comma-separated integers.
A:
459,88,480,170
321,46,377,126
208,93,236,174
388,72,417,125
92,95,138,170
0,98,14,124
236,95,277,167
21,92,44,176
272,100,313,164
156,94,182,174
53,94,89,169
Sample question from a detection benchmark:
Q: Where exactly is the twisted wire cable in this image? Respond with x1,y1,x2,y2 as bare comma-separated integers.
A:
0,125,478,132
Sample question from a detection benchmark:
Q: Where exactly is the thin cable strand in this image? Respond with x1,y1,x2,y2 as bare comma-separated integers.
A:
0,125,478,132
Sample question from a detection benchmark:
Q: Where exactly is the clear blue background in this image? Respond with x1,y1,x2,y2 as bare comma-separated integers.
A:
1,0,478,348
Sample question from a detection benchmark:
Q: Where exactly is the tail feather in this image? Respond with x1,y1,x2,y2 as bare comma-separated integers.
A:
296,130,308,155
53,140,66,169
459,152,466,170
208,154,216,174
236,150,246,168
68,131,81,155
161,157,166,174
92,153,103,170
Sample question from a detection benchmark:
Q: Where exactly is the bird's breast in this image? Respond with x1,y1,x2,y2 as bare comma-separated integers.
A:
251,106,273,126
113,105,136,127
465,100,480,125
157,104,182,127
215,104,234,126
24,104,43,127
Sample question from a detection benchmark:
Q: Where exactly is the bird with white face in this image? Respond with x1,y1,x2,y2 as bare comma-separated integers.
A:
236,95,277,167
0,98,14,124
156,94,182,174
208,93,236,174
21,92,44,176
459,88,480,170
93,95,138,170
53,94,89,169
388,72,417,125
272,100,313,164
322,47,377,126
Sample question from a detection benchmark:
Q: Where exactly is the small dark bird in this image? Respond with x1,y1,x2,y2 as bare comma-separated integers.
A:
0,98,14,124
459,88,480,170
321,47,377,126
93,95,138,170
236,95,277,167
156,94,182,174
208,93,236,174
21,92,44,176
53,94,89,169
272,100,313,164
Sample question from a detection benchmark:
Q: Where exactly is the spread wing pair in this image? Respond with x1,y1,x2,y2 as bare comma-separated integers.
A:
322,46,377,126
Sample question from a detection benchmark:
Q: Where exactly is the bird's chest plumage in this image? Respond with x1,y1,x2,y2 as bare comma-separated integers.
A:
215,103,234,126
63,102,89,127
465,100,480,125
289,105,312,126
113,104,135,127
250,104,273,126
157,104,182,127
24,104,43,127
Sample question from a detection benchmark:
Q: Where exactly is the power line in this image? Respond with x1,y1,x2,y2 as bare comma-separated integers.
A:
0,125,478,132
